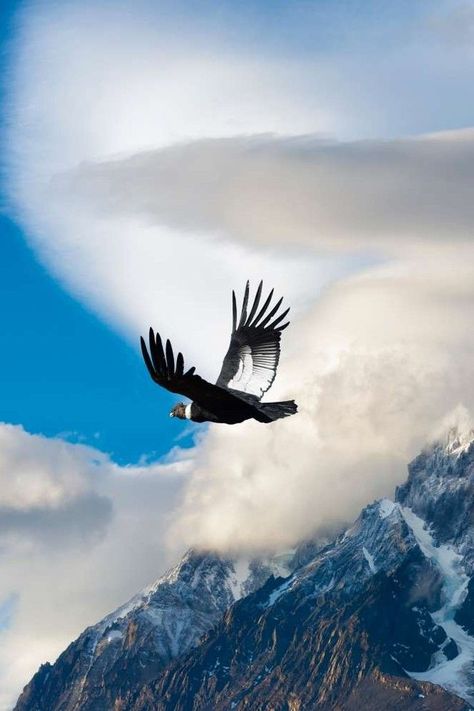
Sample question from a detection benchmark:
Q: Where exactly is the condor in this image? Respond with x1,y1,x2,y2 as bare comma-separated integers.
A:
140,281,297,425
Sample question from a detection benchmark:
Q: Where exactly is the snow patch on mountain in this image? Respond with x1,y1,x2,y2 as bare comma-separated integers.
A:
362,546,377,573
266,577,294,607
379,498,397,519
229,559,251,601
400,506,474,704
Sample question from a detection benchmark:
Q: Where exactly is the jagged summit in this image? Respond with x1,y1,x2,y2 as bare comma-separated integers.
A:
396,424,474,570
444,426,474,456
15,430,474,711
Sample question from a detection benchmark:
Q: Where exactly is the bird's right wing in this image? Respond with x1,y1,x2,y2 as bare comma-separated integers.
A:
140,328,239,410
216,281,290,399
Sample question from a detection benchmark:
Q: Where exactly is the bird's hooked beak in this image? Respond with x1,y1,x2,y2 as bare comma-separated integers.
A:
169,412,174,417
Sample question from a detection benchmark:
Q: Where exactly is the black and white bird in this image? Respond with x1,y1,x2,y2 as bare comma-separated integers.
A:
140,281,297,425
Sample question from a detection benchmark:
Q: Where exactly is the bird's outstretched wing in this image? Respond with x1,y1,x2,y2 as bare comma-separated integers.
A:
216,281,289,400
140,329,241,411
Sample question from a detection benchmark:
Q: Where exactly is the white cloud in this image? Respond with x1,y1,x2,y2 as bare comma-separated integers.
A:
9,0,474,370
5,0,474,704
0,423,106,511
5,0,354,376
5,0,474,579
0,424,188,710
61,130,474,254
172,258,474,553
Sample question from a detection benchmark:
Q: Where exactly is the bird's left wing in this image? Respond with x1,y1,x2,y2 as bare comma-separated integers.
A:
141,328,239,410
216,281,289,400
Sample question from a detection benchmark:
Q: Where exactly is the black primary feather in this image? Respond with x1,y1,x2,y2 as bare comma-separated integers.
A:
252,288,274,327
176,351,184,377
238,280,250,328
165,339,174,375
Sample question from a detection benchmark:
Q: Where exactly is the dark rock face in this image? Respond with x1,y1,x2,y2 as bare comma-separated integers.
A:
14,551,288,711
132,565,467,711
15,429,474,711
455,577,474,635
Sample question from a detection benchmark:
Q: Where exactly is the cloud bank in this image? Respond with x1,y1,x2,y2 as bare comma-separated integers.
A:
5,0,474,559
0,425,188,709
44,126,474,553
174,259,474,552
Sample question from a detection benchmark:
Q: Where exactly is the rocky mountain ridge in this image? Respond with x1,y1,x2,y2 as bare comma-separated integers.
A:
15,427,474,710
14,549,292,710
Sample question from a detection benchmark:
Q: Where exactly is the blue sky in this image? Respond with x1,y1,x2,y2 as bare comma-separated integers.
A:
0,0,196,464
0,216,191,463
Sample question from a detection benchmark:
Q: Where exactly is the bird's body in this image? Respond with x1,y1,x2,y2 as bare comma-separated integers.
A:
174,396,255,424
140,281,297,425
171,390,296,424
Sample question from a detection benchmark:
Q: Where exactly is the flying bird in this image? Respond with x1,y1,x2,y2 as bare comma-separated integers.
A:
140,281,297,424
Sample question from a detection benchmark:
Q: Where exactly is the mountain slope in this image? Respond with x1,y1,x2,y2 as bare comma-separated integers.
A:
131,428,474,709
15,427,474,710
133,558,466,711
14,551,290,711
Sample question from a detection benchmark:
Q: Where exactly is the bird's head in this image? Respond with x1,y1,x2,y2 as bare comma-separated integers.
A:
170,402,186,419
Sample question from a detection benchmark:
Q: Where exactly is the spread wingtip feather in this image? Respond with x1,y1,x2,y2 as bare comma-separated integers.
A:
246,280,263,326
238,281,250,328
232,291,237,333
165,338,174,376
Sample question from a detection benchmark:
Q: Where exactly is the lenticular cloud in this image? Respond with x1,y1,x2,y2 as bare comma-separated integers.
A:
5,0,474,556
61,131,474,253
4,0,340,374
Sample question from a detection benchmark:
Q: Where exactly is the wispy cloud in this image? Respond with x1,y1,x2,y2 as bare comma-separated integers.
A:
0,424,188,709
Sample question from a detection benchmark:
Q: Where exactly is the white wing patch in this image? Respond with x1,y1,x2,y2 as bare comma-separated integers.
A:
227,346,252,391
227,345,277,398
216,282,287,399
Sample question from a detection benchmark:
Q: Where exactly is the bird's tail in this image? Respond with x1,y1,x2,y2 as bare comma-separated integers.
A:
255,400,298,423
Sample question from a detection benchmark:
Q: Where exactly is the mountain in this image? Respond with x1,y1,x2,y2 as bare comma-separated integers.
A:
15,427,474,710
13,550,292,711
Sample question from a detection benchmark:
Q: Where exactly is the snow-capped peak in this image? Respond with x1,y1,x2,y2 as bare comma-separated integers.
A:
444,426,474,457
